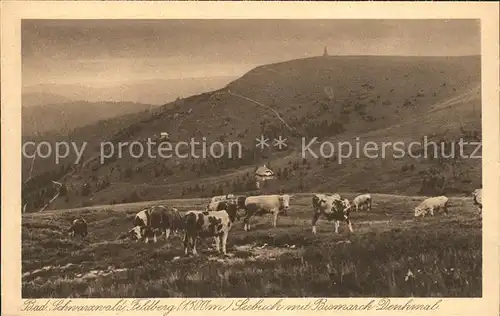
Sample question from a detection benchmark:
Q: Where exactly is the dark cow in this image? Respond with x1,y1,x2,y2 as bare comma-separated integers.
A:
312,197,353,234
183,203,239,256
127,205,184,243
68,218,88,238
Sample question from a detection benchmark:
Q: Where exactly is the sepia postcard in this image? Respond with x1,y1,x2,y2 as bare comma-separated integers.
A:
1,1,499,316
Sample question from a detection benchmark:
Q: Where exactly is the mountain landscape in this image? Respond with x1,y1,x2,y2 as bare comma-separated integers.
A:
18,17,486,299
22,55,482,212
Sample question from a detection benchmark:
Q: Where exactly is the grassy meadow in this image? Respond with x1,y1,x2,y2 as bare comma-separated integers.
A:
22,193,482,298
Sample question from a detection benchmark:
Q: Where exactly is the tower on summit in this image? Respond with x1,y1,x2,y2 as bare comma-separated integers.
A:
323,46,329,56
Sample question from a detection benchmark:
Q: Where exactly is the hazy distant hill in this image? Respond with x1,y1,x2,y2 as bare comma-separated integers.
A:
22,92,72,107
22,55,482,212
22,101,158,136
23,76,238,106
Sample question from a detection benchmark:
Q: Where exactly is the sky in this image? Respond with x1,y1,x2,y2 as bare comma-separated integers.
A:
22,19,480,88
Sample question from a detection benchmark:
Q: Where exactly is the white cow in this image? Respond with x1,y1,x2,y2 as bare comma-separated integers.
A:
312,194,353,234
472,189,482,213
414,196,449,217
242,194,292,231
352,193,372,212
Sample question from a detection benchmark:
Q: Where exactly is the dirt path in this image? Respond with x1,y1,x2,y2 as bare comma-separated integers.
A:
226,89,299,134
429,84,481,113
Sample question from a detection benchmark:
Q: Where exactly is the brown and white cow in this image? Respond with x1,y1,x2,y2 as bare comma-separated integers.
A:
311,193,342,224
183,203,239,256
312,194,353,234
127,205,184,243
68,217,88,238
242,194,291,231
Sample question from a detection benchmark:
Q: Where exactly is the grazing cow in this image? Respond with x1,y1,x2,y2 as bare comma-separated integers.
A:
414,196,449,217
127,206,184,243
312,195,353,234
472,189,482,213
68,218,88,238
242,194,291,231
183,204,239,255
353,193,372,212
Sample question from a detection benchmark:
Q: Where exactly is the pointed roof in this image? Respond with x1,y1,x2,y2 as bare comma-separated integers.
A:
255,164,275,177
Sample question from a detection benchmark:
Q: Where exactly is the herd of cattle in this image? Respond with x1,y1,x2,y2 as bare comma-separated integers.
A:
67,189,483,256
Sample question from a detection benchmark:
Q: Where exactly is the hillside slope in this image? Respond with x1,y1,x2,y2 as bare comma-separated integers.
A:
22,55,482,212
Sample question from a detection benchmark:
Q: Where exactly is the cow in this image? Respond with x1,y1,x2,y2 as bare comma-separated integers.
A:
127,206,184,243
242,194,291,231
68,218,88,238
472,188,482,213
183,203,239,256
414,196,449,217
312,195,353,234
353,193,372,212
